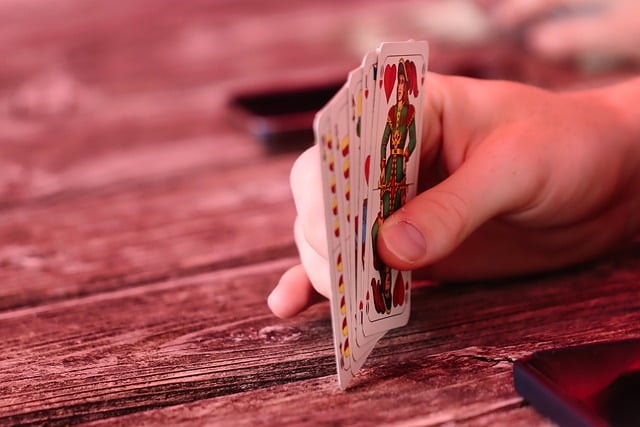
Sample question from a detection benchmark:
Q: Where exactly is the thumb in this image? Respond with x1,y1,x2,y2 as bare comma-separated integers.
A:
377,137,541,270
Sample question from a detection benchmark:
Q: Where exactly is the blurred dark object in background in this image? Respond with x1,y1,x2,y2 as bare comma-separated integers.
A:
223,0,638,151
228,80,342,153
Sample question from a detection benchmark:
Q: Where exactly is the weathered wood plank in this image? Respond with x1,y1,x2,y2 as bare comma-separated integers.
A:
1,1,639,425
1,245,638,425
0,147,298,309
3,0,624,206
0,0,367,206
0,0,360,94
86,362,535,427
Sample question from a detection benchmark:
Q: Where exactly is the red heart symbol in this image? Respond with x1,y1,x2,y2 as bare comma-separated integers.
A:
383,63,396,103
364,155,371,186
372,277,383,312
393,272,405,307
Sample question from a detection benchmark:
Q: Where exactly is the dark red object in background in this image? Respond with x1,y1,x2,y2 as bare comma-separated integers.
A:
514,339,640,427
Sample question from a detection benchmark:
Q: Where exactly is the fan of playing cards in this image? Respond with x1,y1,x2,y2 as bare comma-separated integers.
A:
314,41,429,389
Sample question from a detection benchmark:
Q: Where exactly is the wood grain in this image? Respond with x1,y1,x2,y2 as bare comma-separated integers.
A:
0,145,298,310
1,0,639,425
2,244,639,425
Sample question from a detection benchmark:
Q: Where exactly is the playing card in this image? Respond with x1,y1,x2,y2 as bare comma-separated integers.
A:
347,64,382,366
361,41,428,337
315,86,353,389
347,66,362,314
355,51,385,350
314,40,429,389
330,84,358,376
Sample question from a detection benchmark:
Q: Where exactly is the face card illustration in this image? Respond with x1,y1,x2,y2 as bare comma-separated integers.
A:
362,41,429,337
315,87,353,389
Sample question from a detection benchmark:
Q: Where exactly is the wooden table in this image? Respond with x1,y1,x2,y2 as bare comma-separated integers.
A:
1,1,639,425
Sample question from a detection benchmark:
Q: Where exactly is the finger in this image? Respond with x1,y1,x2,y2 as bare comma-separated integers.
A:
294,216,331,299
290,145,328,258
378,134,543,270
268,264,324,319
420,203,627,281
268,215,330,319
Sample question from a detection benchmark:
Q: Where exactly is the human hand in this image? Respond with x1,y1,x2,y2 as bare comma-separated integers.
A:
268,73,640,319
486,0,640,63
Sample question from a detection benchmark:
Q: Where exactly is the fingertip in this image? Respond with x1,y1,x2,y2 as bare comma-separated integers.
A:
268,264,322,319
378,216,429,270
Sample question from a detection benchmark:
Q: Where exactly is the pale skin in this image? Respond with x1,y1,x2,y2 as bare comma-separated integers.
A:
484,0,640,62
268,73,640,319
